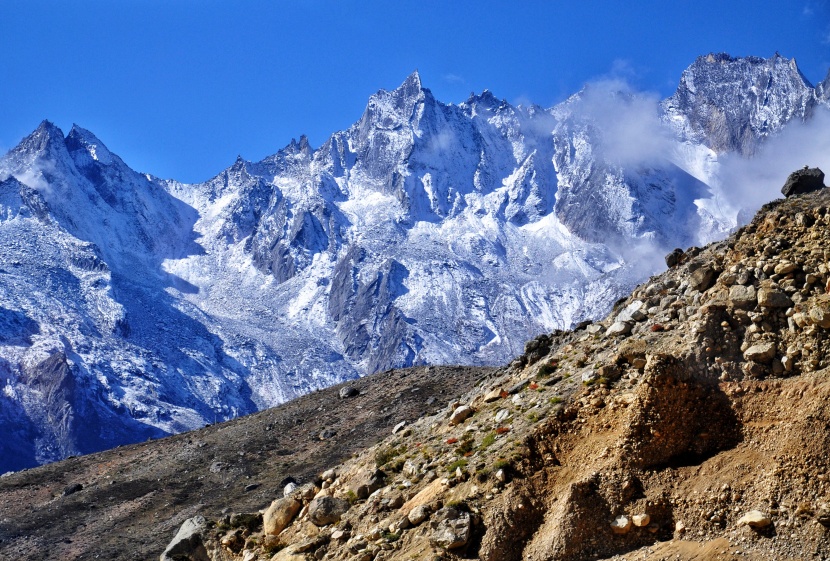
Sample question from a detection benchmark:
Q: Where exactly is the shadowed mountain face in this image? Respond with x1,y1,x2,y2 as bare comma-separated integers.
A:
0,53,828,471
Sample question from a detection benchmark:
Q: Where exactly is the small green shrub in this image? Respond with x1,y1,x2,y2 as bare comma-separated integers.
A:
479,432,496,449
345,489,358,504
447,458,468,474
375,445,405,468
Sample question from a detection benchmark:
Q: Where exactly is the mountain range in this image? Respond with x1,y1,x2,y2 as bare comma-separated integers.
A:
0,52,827,472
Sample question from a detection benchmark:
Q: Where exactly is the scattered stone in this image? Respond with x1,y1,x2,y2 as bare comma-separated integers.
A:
263,497,302,535
62,483,83,497
449,405,474,426
321,468,337,481
350,469,386,500
319,428,337,440
507,379,530,394
606,321,632,337
283,482,298,497
586,324,604,335
610,515,632,535
483,388,504,402
737,510,772,528
689,266,716,292
229,512,262,531
392,421,407,434
758,287,793,308
743,341,777,363
339,386,359,399
408,505,431,526
617,300,647,322
728,284,757,309
666,248,683,268
307,496,351,526
774,261,797,275
495,409,510,423
430,507,472,550
632,513,650,527
809,304,830,328
160,516,208,561
781,166,825,197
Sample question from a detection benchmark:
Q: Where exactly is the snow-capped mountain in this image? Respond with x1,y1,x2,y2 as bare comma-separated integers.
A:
0,53,826,471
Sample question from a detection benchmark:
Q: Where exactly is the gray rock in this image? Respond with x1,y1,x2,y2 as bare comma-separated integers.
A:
744,341,777,363
781,166,825,197
339,386,359,399
809,305,830,328
430,507,472,550
449,405,474,426
617,300,647,322
689,265,716,292
408,504,431,526
159,516,208,561
350,469,386,499
307,496,351,526
605,321,632,337
665,248,683,268
728,284,757,309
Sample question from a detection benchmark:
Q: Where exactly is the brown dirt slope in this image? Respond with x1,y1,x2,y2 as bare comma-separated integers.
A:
0,365,495,561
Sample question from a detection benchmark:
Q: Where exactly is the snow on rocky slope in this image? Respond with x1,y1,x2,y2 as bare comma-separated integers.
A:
0,53,826,471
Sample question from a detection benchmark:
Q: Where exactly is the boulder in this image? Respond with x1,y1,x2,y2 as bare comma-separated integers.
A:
430,507,472,550
781,166,825,198
350,469,386,499
606,321,632,337
689,266,716,292
728,284,757,309
263,497,302,535
307,495,351,526
610,515,632,535
617,300,647,322
408,504,431,526
483,388,504,403
632,513,651,527
339,386,359,398
757,287,792,308
737,510,772,528
743,342,777,364
159,516,208,561
449,405,473,426
665,248,683,268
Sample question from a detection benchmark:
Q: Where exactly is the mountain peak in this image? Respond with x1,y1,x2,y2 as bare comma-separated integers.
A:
391,70,425,102
65,124,114,165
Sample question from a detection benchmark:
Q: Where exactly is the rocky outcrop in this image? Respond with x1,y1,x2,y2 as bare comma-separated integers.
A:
781,166,825,197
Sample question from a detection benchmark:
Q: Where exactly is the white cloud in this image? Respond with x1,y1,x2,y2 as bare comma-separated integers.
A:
568,78,673,167
442,73,466,85
717,106,830,219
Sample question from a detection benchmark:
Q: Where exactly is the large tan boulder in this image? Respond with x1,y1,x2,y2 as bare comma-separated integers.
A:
263,496,302,535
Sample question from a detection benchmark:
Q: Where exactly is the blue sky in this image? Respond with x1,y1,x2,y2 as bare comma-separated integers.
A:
2,0,829,183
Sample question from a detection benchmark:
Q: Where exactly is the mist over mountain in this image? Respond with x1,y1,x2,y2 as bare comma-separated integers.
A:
0,53,828,472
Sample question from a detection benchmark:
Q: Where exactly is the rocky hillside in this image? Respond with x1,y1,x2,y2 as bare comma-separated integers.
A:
149,183,830,561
